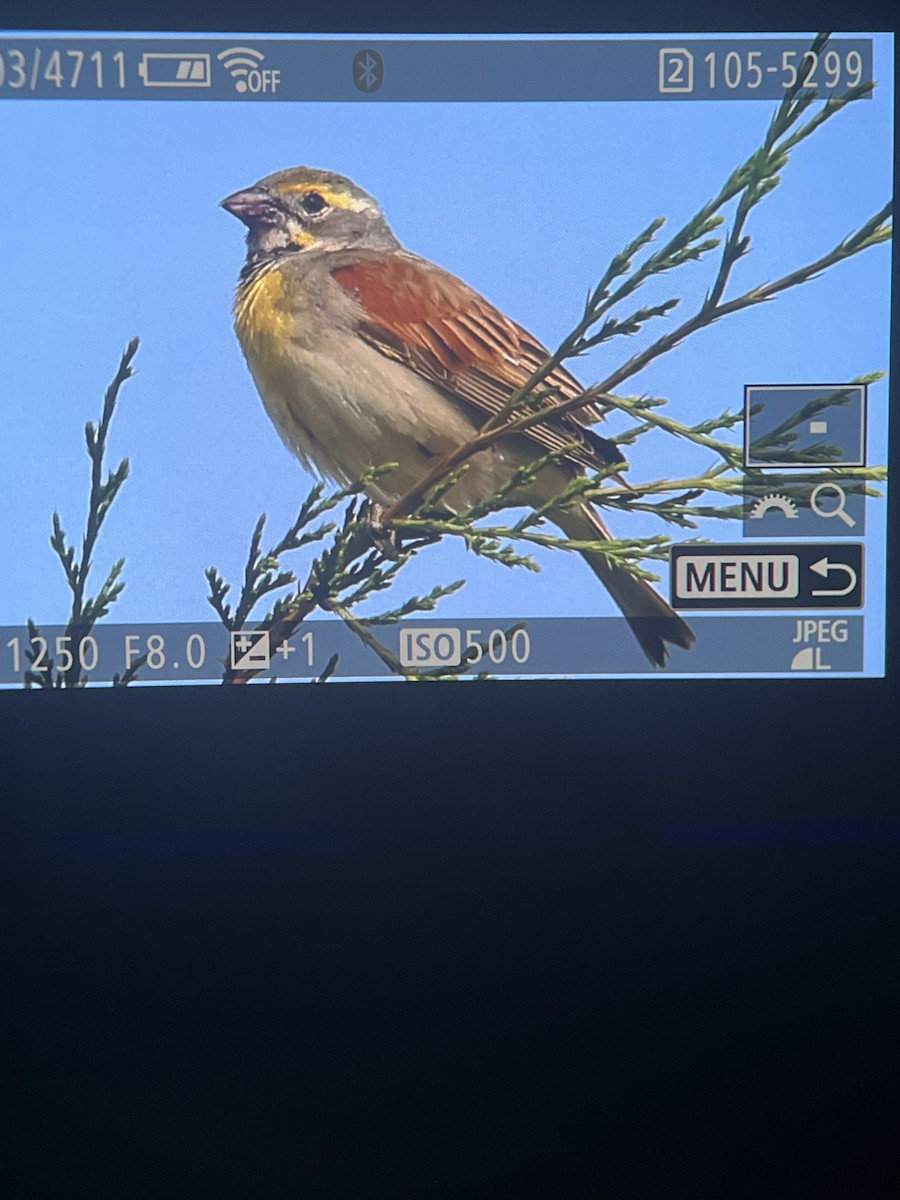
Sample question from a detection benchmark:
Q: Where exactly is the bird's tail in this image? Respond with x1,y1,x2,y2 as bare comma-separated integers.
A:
553,502,696,668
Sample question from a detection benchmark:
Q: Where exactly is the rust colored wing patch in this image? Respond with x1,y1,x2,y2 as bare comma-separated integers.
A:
330,252,623,471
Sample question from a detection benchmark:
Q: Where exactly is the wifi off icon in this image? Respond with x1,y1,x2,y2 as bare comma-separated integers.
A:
217,46,281,94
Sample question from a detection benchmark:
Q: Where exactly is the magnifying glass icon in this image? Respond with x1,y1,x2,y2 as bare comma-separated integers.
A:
810,482,856,528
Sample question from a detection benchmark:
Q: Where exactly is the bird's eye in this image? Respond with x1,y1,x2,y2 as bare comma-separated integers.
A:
299,191,328,216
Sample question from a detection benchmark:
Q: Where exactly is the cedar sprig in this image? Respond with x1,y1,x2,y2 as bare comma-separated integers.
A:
25,338,140,688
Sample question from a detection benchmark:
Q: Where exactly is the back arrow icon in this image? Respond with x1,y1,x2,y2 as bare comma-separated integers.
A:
809,556,857,596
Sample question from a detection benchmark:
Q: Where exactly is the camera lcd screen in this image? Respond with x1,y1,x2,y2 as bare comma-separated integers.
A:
2,31,892,684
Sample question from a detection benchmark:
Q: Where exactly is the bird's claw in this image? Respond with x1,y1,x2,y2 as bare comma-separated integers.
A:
359,499,403,560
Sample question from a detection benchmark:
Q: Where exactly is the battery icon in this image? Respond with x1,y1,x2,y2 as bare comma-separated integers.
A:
138,53,212,87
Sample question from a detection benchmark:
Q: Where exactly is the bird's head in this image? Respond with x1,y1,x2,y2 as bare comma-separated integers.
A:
221,166,400,263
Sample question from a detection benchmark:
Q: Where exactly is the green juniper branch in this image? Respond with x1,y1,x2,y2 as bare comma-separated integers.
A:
25,338,141,688
204,465,397,632
393,516,670,579
211,497,487,683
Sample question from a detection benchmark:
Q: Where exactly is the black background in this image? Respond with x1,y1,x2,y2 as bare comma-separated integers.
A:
2,1,898,1195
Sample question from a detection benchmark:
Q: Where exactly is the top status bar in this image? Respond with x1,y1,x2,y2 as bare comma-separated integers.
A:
0,37,873,102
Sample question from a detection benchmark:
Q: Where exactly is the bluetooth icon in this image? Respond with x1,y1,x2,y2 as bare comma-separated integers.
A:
353,49,383,93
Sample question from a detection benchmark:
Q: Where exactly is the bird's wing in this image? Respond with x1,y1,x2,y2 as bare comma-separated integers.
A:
329,251,623,472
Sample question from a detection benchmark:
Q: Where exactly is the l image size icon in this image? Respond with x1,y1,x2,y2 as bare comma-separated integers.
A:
670,543,864,610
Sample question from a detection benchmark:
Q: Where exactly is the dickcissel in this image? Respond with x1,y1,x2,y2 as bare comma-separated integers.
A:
222,166,695,666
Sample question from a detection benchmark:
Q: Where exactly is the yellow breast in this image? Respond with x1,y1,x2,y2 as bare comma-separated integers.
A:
233,263,293,351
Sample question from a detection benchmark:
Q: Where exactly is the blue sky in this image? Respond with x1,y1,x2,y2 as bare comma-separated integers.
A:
1,34,893,673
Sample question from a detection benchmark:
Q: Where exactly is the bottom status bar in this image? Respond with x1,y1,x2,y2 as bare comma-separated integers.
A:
0,616,865,684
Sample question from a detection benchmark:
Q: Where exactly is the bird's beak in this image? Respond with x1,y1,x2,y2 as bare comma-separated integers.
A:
220,187,278,225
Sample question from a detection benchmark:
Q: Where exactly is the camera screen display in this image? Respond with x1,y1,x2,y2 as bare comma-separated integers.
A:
2,31,892,684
